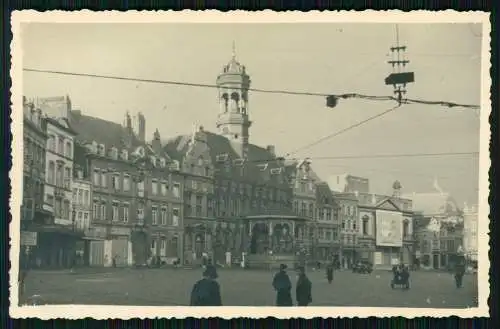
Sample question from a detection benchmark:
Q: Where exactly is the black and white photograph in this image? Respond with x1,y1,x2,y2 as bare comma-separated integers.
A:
10,11,490,319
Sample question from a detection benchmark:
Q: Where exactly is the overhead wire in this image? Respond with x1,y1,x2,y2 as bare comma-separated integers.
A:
283,103,402,157
23,67,480,109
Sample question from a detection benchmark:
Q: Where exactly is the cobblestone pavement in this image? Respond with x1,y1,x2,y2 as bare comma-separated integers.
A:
20,268,478,308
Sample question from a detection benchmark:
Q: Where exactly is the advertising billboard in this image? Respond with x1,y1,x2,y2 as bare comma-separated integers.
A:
375,210,403,247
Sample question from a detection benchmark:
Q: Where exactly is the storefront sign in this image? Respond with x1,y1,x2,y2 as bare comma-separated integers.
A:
54,218,73,226
110,227,130,236
375,210,403,247
21,231,37,246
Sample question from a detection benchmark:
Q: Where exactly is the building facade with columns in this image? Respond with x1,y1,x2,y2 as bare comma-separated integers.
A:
164,50,313,268
354,182,415,269
332,191,360,268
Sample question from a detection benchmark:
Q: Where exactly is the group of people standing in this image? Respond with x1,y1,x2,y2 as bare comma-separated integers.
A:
190,262,336,306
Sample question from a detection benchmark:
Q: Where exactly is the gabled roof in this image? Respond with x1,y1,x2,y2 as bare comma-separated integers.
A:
69,111,136,149
44,116,78,135
164,130,286,184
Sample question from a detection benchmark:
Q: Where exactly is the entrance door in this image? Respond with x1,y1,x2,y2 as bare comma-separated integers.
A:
433,253,440,269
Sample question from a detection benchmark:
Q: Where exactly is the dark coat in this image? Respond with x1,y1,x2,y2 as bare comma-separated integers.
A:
296,274,312,306
190,278,223,306
326,265,334,281
272,270,293,306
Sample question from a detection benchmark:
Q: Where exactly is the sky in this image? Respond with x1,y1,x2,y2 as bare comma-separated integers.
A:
21,22,484,206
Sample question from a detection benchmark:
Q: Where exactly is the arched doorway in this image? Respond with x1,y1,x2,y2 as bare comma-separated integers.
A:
250,223,269,254
194,233,205,259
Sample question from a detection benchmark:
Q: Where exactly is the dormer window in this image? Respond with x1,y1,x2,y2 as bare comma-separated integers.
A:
91,141,98,154
216,153,228,163
121,149,129,161
110,147,118,160
159,157,166,168
233,159,245,166
170,160,180,171
270,167,282,175
150,156,157,167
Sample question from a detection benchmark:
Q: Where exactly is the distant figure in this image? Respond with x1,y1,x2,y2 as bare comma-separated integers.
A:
326,262,334,284
454,257,466,288
296,266,312,306
272,264,293,306
190,265,223,306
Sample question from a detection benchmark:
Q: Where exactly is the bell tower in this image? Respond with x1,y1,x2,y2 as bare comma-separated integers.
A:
216,42,252,158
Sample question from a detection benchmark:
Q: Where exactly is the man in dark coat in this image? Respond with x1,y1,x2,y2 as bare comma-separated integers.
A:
454,256,466,288
326,262,334,284
272,264,293,306
189,265,223,306
296,266,312,306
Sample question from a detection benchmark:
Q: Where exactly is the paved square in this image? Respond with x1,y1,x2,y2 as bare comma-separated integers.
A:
21,268,478,308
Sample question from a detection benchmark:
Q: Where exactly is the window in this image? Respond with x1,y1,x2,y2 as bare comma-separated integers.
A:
308,203,314,218
301,202,307,217
152,180,158,195
48,161,55,184
137,181,145,197
112,174,120,190
72,188,77,202
58,137,64,154
325,230,332,241
161,207,167,225
151,240,157,255
293,201,298,214
77,189,83,205
48,135,55,151
152,206,158,225
137,204,144,220
353,221,357,231
205,167,210,176
101,171,107,188
342,220,346,230
318,208,324,221
112,202,119,221
63,200,70,220
100,202,106,220
362,216,369,235
64,168,71,188
122,204,129,222
46,194,54,207
84,191,89,206
161,181,168,195
172,208,179,226
326,208,332,221
93,169,100,186
93,200,99,219
172,183,180,198
196,195,203,217
160,239,167,256
123,175,130,192
77,211,83,225
83,212,89,229
66,141,72,158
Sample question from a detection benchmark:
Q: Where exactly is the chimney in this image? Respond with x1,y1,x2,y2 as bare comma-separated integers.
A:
138,112,146,142
266,145,276,157
152,128,162,153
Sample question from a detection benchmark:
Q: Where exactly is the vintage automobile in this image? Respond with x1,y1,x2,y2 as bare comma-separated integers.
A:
352,261,373,274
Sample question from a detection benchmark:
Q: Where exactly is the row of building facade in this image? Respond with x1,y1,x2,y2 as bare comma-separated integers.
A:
20,52,478,270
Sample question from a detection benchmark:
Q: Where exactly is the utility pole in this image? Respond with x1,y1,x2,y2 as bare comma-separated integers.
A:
385,25,415,104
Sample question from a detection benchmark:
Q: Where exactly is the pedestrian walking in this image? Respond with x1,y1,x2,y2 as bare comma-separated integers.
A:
189,265,223,306
454,256,466,288
272,264,293,306
296,266,312,306
326,262,334,284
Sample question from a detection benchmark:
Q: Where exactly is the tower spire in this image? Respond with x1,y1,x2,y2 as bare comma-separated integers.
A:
232,40,236,60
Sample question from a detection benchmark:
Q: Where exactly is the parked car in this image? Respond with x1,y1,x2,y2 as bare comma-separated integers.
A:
352,261,373,274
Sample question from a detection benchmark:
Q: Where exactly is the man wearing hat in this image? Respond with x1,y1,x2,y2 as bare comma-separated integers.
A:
272,264,293,306
189,265,223,306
